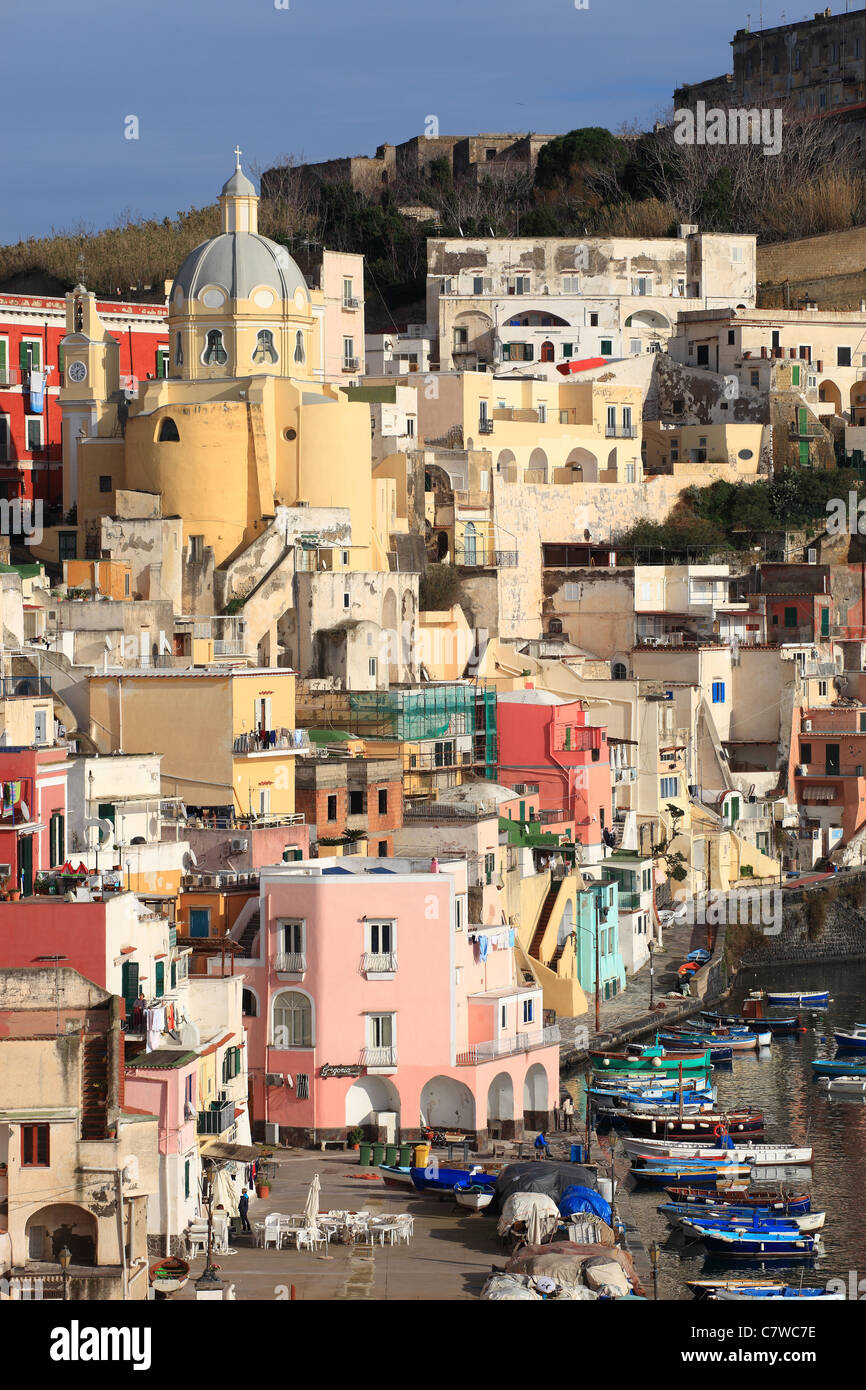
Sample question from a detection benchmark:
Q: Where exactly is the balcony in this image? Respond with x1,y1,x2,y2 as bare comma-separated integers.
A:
342,297,360,310
456,1024,561,1065
362,951,397,976
233,729,310,754
0,675,52,698
788,420,824,439
478,418,494,434
605,424,639,438
196,1100,235,1135
275,952,306,976
616,891,643,910
361,1045,398,1069
613,766,637,785
342,357,360,372
0,369,19,387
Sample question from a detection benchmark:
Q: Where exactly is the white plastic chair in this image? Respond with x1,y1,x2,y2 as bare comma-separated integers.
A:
296,1227,326,1252
262,1215,282,1250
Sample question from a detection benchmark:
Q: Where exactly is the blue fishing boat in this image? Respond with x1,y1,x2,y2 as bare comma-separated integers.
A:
657,1034,734,1063
714,1286,842,1301
701,1010,801,1036
687,950,712,966
680,1217,819,1258
664,1187,812,1216
410,1165,497,1194
663,1205,824,1233
766,989,829,1008
630,1163,753,1188
833,1026,866,1053
810,1058,866,1077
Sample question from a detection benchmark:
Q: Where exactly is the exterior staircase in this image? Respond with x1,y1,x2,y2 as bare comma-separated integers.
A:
529,881,561,961
237,907,261,958
81,1032,109,1140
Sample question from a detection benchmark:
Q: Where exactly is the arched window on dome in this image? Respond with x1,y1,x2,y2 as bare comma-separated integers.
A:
294,331,305,365
252,329,278,365
157,417,180,443
202,329,228,366
175,332,183,367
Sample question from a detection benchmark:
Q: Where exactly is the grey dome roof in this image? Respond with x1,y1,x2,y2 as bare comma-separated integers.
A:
221,166,256,197
171,232,309,303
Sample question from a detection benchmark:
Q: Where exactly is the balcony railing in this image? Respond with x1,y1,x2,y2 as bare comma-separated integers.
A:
361,1045,398,1067
613,766,637,785
362,951,397,975
275,952,306,974
342,357,360,372
0,369,19,387
605,424,638,438
213,640,247,656
478,418,494,434
0,675,52,698
196,1100,235,1135
342,297,360,310
233,729,310,753
456,1024,561,1065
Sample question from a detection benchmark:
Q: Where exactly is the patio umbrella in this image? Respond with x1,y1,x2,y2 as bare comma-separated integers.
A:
303,1173,321,1235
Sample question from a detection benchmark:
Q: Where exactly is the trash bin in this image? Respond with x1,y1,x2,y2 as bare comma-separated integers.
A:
570,1143,586,1164
384,1143,398,1166
414,1142,431,1168
398,1143,413,1167
358,1142,372,1167
371,1141,385,1166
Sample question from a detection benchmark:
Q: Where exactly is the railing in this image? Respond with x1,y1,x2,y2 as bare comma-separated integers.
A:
456,1024,561,1065
613,766,636,785
362,952,397,974
538,807,570,823
494,549,518,567
789,421,824,438
0,369,19,387
213,640,247,656
403,800,497,820
342,297,360,309
361,1046,398,1067
197,1100,235,1135
478,418,494,434
233,729,310,753
605,424,638,438
342,357,360,371
0,675,52,698
615,891,642,909
275,952,306,974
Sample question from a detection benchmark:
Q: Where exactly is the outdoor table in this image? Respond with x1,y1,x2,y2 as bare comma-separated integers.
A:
445,1138,471,1163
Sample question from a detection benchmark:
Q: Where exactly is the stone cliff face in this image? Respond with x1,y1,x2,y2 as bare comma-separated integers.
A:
737,873,866,967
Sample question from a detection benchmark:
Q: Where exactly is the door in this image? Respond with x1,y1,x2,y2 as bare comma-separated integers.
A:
34,709,47,744
121,959,139,1016
255,697,271,734
17,833,33,897
826,744,840,775
729,795,741,825
463,522,476,565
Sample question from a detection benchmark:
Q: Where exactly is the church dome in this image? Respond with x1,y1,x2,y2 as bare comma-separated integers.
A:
171,232,309,304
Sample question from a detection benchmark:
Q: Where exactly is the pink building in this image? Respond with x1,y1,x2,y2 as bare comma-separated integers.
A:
236,857,560,1145
0,744,69,896
125,1048,201,1253
497,691,612,854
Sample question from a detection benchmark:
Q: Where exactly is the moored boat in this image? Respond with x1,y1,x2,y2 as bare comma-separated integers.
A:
454,1185,494,1211
818,1074,866,1095
599,1108,765,1138
659,1202,825,1233
591,1047,710,1074
410,1165,497,1194
688,1279,840,1300
765,989,829,1008
833,1027,866,1053
378,1163,415,1189
811,1058,866,1078
679,1217,819,1258
149,1256,190,1293
623,1136,813,1165
665,1185,811,1214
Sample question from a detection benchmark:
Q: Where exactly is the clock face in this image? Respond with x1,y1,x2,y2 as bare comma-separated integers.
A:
67,360,87,383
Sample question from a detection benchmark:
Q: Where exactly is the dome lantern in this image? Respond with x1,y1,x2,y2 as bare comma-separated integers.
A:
219,146,258,234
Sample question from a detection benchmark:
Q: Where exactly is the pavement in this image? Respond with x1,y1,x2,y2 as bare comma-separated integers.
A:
171,1149,506,1301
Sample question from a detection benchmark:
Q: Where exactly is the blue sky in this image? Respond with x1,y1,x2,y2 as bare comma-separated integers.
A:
0,0,767,243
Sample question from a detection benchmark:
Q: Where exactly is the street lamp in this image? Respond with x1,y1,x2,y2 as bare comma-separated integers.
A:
649,1240,660,1301
59,1244,71,1302
648,939,656,1010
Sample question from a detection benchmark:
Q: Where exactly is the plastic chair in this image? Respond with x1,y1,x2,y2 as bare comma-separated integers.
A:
262,1215,282,1250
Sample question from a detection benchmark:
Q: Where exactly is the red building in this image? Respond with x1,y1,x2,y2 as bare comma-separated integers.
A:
294,756,404,856
496,690,612,854
0,292,168,506
0,745,69,894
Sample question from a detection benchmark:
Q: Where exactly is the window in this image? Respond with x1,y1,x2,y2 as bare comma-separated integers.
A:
731,245,743,263
522,998,534,1024
156,346,169,378
508,276,531,295
175,332,183,366
537,403,546,423
342,591,350,609
158,417,180,442
222,1045,242,1083
367,1012,395,1048
711,680,726,703
367,920,394,955
837,347,852,367
589,312,599,327
242,989,258,1016
631,277,652,295
749,370,760,388
184,1158,191,1200
25,417,43,452
294,330,305,364
378,787,388,815
21,1124,49,1167
155,960,165,997
368,657,377,678
343,337,355,367
563,583,580,601
501,1004,507,1029
342,277,355,307
189,535,204,563
252,329,278,364
660,776,679,798
273,990,313,1047
59,532,77,561
19,340,41,372
600,339,612,355
349,789,364,815
791,365,800,386
549,618,563,634
484,852,496,884
49,812,64,867
784,606,798,628
561,343,573,357
727,330,735,345
622,406,632,432
202,329,228,365
607,405,616,431
625,463,636,483
99,476,112,493
326,794,338,822
561,275,580,293
0,415,8,462
818,680,828,697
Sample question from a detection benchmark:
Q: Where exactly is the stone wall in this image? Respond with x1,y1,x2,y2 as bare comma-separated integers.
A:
738,872,866,967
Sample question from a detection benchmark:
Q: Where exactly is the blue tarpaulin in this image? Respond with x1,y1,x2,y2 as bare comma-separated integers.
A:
559,1184,612,1223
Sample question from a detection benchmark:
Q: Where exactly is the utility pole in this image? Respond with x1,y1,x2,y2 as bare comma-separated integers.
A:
594,891,601,1033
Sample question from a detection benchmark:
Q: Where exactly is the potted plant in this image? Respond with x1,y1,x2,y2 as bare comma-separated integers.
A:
348,1126,364,1151
256,1178,271,1199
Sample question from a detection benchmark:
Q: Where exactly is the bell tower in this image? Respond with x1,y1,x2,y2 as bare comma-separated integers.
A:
219,147,258,234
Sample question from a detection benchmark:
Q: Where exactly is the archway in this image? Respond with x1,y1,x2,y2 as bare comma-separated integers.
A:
420,1075,476,1129
486,1072,515,1138
345,1075,401,1135
565,447,599,483
527,448,548,483
436,530,449,560
462,522,477,566
25,1204,97,1265
541,340,555,363
850,380,866,426
496,449,516,480
242,988,258,1017
523,1062,549,1130
818,380,843,415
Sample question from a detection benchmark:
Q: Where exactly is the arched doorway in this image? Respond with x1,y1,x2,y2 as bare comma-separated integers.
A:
420,1076,476,1129
345,1075,401,1138
486,1072,515,1138
25,1204,97,1264
242,988,258,1017
436,530,449,560
496,449,516,480
541,340,555,363
818,380,843,415
527,448,548,483
565,447,599,483
462,522,477,566
523,1062,549,1130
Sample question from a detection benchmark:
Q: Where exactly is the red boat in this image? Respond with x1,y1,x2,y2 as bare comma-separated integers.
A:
556,356,608,375
664,1185,811,1215
608,1108,765,1138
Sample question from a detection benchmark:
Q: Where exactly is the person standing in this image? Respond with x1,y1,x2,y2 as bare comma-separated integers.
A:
561,1095,575,1133
238,1188,252,1233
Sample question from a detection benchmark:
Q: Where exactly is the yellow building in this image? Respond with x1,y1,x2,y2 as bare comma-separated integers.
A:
87,667,306,818
40,158,380,578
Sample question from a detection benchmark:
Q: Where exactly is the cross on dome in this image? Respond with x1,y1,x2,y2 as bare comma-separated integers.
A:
234,145,242,168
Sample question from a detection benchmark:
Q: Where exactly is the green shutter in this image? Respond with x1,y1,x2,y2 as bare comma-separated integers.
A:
791,364,799,386
155,960,165,997
798,406,808,433
58,344,64,374
525,344,534,361
799,441,809,466
19,342,28,370
121,960,139,1017
0,341,6,370
821,606,829,636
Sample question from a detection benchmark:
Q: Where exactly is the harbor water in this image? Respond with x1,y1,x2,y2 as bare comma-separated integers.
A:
569,959,866,1300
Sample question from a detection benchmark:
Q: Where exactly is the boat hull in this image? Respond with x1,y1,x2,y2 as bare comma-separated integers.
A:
665,1186,811,1214
811,1059,866,1077
630,1164,753,1187
833,1031,866,1053
410,1166,497,1194
766,991,829,1008
378,1164,415,1188
623,1137,813,1165
590,1051,710,1073
660,1204,824,1233
602,1110,764,1138
819,1075,866,1094
680,1218,818,1257
454,1188,494,1210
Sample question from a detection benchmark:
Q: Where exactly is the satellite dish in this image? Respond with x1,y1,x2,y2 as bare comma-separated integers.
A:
182,849,198,870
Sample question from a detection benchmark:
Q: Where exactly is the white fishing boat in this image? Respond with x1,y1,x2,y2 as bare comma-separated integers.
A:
454,1187,494,1211
818,1075,866,1095
623,1136,813,1165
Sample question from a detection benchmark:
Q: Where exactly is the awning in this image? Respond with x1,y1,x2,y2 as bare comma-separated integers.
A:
801,787,837,802
200,1141,270,1164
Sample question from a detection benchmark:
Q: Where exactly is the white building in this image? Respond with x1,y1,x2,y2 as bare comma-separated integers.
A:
365,324,434,376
